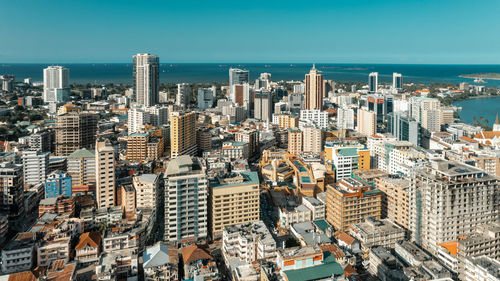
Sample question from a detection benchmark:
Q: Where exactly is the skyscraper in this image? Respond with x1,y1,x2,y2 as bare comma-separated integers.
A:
409,97,441,133
369,72,378,93
388,112,422,146
170,111,197,158
197,86,216,110
357,108,376,136
229,68,249,89
305,64,323,110
255,73,271,89
95,139,115,209
55,111,98,156
231,83,250,107
393,72,403,90
22,150,50,187
176,83,191,109
43,66,70,103
133,53,159,107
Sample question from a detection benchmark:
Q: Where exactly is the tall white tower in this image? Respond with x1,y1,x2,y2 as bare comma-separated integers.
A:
43,66,70,103
133,53,159,107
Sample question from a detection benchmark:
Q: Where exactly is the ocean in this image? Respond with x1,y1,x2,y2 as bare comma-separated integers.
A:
453,97,500,128
2,63,500,86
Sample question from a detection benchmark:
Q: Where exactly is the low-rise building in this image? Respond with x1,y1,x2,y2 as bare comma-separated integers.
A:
279,205,311,229
37,236,71,267
1,233,36,274
349,217,405,251
75,231,102,265
95,250,138,281
181,244,219,281
38,196,75,217
143,243,179,281
462,256,500,281
223,221,276,264
222,142,249,159
302,196,325,220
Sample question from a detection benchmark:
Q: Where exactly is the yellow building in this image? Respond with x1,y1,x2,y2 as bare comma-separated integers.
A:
278,113,299,129
170,111,197,158
126,129,164,161
209,172,260,239
288,129,302,155
375,176,410,230
326,178,382,231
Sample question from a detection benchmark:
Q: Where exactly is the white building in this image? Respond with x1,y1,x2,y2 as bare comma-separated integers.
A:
1,233,36,274
279,205,312,229
133,174,160,210
462,256,500,281
223,221,276,264
198,86,216,110
302,197,325,220
176,83,191,109
222,141,249,159
300,109,328,129
337,107,355,130
22,149,49,186
43,66,70,103
164,156,208,243
128,107,150,135
133,53,159,107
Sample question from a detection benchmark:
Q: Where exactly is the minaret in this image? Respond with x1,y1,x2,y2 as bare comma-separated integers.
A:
493,113,500,132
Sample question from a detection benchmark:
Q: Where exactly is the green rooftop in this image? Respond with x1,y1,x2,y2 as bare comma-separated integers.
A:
337,148,359,157
313,219,331,232
284,257,344,281
67,148,95,159
211,171,259,188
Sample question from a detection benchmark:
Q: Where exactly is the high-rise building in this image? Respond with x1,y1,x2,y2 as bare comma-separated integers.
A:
43,66,70,103
368,72,378,93
29,129,54,152
388,112,422,147
393,73,403,90
67,148,95,194
229,68,249,89
254,90,272,121
0,163,24,220
409,97,441,133
287,129,302,155
133,53,159,107
176,83,191,109
128,107,150,135
164,156,208,243
409,160,499,255
300,109,328,129
197,86,216,110
22,150,50,187
323,79,335,97
357,108,376,136
170,111,197,159
0,75,15,92
326,178,382,231
230,83,250,107
302,126,323,154
367,94,394,122
337,107,355,130
209,172,259,239
133,174,160,210
255,73,271,89
95,140,116,209
127,130,164,161
374,176,410,230
235,128,259,157
273,112,299,129
55,111,98,156
45,171,72,198
305,65,323,110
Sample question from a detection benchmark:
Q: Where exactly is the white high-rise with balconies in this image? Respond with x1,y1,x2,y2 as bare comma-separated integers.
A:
133,53,159,107
43,66,70,103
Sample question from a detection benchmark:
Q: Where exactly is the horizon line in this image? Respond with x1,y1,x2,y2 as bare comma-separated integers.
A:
2,62,500,66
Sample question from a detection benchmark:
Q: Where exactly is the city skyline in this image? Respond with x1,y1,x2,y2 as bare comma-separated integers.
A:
2,0,500,64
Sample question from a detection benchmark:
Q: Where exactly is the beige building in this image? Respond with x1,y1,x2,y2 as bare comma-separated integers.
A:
375,175,410,229
170,111,197,158
305,65,323,110
120,185,136,215
326,178,383,231
440,106,454,125
235,128,259,157
410,97,441,133
287,129,302,155
209,171,259,239
127,129,164,161
302,126,323,154
67,148,95,193
357,108,376,136
277,113,299,129
96,140,115,209
349,218,405,250
55,111,98,156
133,174,160,209
37,236,71,267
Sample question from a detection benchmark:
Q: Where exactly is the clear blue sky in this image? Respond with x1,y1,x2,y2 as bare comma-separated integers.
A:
1,0,500,63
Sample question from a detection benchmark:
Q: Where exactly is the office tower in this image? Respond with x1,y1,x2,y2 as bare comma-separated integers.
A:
337,107,355,130
22,150,50,186
170,111,197,159
287,129,302,155
330,146,370,180
164,156,208,242
145,105,169,127
409,97,441,133
55,112,98,156
300,109,328,129
128,107,150,135
393,73,403,90
288,93,304,114
197,86,216,110
29,129,54,152
388,112,422,146
176,83,191,109
255,72,271,89
229,68,249,89
127,129,164,161
323,79,335,97
235,128,259,157
230,83,250,107
305,64,324,110
0,75,15,92
133,174,160,210
357,108,376,136
45,171,72,198
0,163,24,220
254,90,272,121
409,160,499,255
326,178,382,231
67,148,95,193
209,171,259,239
133,53,159,107
302,126,323,154
43,66,70,102
368,72,378,93
95,140,116,209
367,94,394,122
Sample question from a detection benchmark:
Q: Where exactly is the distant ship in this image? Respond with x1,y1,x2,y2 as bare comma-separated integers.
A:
265,65,271,68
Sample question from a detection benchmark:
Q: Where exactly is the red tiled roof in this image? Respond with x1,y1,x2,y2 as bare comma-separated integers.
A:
75,232,101,250
334,231,355,245
181,244,214,265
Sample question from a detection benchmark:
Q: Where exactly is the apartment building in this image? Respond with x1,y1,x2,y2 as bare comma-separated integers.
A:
0,163,24,220
170,111,197,158
223,221,276,264
302,126,323,154
287,129,302,155
67,148,95,193
1,232,36,274
95,140,116,209
22,149,49,187
133,174,160,210
209,171,259,239
374,175,410,229
37,236,71,267
349,217,405,250
55,111,98,156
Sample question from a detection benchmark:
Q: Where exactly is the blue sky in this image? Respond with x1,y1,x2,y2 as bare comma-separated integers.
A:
1,0,500,63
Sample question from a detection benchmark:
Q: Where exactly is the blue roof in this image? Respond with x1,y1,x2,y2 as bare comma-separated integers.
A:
143,244,170,268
